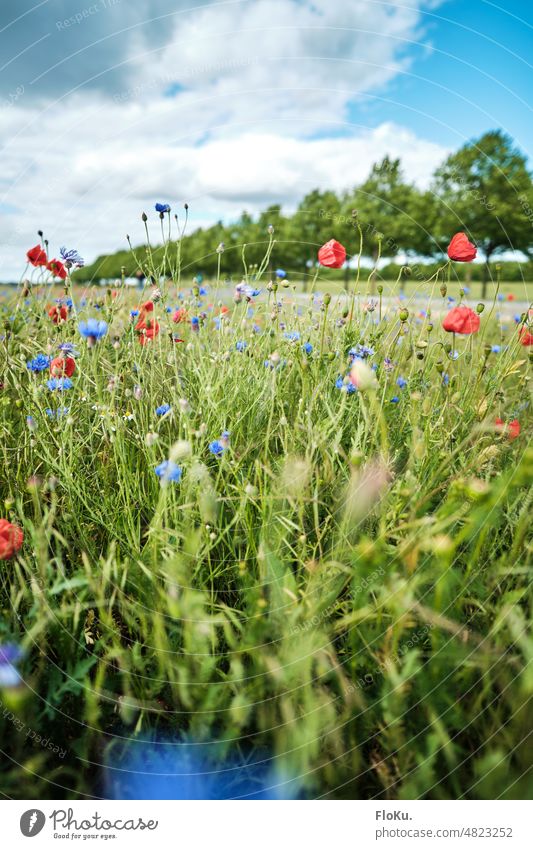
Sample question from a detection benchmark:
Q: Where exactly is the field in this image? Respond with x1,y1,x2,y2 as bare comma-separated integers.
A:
0,250,532,800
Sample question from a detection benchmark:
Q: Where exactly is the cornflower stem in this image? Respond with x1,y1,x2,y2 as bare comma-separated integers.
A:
319,300,330,357
349,221,363,326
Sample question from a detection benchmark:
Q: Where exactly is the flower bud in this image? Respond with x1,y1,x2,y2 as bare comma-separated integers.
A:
476,302,485,314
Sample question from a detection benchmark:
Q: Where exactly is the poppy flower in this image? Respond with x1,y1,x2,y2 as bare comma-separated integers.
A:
48,304,68,324
447,233,477,262
46,259,67,279
137,321,160,345
0,519,23,560
135,301,160,344
26,245,48,267
495,418,520,440
442,305,480,335
172,308,188,323
318,239,346,268
50,356,76,378
519,326,533,346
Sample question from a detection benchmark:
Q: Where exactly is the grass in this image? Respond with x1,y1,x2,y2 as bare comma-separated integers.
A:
0,254,531,800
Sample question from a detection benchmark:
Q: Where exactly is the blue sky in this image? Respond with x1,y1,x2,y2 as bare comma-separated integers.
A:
0,0,531,278
349,0,532,153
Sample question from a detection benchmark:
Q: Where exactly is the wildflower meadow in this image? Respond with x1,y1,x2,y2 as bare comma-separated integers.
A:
0,212,531,802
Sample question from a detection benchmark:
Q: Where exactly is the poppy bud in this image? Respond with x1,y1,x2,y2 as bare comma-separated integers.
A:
377,284,383,294
323,293,331,306
142,212,148,222
399,309,409,322
476,303,485,314
440,284,447,297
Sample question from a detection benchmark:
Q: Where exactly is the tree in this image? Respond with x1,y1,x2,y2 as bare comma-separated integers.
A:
342,157,435,262
433,130,533,297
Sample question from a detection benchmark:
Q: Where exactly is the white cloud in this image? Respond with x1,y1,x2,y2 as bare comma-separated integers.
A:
0,0,447,278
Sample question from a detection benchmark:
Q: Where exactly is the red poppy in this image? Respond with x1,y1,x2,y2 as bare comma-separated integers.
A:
507,293,516,301
519,326,533,346
135,302,159,344
26,245,48,267
442,305,480,335
0,519,24,560
47,259,67,280
50,356,76,378
496,418,520,440
509,419,521,440
137,321,160,345
48,305,68,324
318,239,346,268
172,308,188,323
447,232,477,262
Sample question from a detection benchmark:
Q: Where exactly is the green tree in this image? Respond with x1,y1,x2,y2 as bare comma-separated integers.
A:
433,130,533,296
343,157,434,262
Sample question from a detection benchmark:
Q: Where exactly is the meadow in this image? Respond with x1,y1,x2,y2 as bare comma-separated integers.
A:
0,225,531,800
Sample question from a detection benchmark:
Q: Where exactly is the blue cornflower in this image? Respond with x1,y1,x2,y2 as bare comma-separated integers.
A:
491,345,501,353
396,376,407,389
236,341,247,352
47,377,73,391
45,407,69,418
155,460,182,484
497,293,504,302
276,269,287,279
284,331,300,342
390,396,400,403
302,342,313,355
59,247,84,267
156,404,171,416
209,440,225,457
155,203,171,213
58,342,78,355
442,374,450,386
0,643,24,687
335,376,356,394
199,286,208,295
191,316,200,328
27,353,50,372
78,318,108,342
130,309,139,318
348,344,374,362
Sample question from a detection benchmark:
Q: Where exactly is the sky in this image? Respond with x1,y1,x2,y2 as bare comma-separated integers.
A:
0,0,531,279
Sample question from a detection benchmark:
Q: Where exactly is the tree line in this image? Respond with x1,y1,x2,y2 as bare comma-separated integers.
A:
79,130,533,296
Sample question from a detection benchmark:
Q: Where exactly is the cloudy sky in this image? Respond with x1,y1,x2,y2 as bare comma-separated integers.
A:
0,0,531,279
